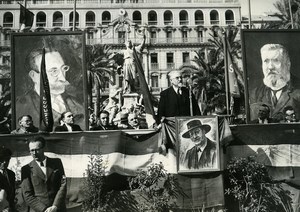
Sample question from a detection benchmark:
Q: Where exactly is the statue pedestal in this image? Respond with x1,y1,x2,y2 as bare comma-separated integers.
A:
122,93,139,110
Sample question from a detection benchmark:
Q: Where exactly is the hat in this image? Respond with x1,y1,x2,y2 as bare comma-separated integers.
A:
182,119,211,139
0,146,12,159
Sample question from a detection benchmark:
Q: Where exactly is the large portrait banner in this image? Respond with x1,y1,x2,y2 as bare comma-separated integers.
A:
176,116,220,174
242,29,300,123
11,31,87,130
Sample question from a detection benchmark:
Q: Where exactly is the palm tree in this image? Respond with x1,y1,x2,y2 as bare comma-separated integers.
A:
180,26,243,114
86,44,123,116
272,0,300,29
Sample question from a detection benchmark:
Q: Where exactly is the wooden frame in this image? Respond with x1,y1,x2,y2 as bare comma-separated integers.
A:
11,31,88,130
242,29,300,123
176,116,220,173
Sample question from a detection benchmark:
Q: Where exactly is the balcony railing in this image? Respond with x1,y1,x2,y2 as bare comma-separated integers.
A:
179,20,189,25
69,22,79,27
133,20,142,25
195,20,204,25
53,22,63,27
166,63,174,69
3,23,13,28
148,21,157,26
150,63,159,70
36,22,46,27
164,21,173,26
226,20,235,25
210,20,220,25
148,37,209,44
86,21,96,27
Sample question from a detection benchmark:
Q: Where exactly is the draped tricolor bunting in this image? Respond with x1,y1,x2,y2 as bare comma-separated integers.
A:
1,129,225,211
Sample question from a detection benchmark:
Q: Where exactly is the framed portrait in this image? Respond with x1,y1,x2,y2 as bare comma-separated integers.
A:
242,29,300,123
11,31,88,130
176,116,220,174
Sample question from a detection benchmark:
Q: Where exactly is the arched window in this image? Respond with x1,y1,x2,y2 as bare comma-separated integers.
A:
210,10,219,25
148,11,157,26
69,11,79,27
225,10,235,25
86,11,95,27
195,10,204,25
102,11,111,25
164,10,173,26
36,11,46,27
3,12,13,28
133,11,142,25
179,10,189,25
53,11,63,27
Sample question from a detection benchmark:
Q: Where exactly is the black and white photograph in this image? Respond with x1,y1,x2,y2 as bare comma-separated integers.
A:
1,0,300,211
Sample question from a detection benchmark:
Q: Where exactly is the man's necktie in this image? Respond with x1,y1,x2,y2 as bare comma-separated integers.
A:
40,161,44,167
177,88,182,95
272,91,278,106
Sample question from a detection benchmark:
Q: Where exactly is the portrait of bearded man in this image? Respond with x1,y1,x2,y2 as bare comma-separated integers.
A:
249,43,300,121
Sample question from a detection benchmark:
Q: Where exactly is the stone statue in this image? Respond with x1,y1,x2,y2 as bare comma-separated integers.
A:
121,34,146,94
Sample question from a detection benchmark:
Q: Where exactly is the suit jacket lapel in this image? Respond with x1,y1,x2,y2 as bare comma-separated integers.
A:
46,158,54,181
274,89,291,114
30,160,46,180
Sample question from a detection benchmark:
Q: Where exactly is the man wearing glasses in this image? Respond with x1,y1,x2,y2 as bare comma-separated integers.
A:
17,48,84,130
157,70,200,122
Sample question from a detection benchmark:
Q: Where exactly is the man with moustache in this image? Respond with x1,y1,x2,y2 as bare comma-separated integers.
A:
158,71,200,122
250,44,300,121
16,48,85,129
181,119,217,169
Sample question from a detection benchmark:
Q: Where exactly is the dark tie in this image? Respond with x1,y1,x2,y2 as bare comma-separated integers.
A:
272,91,278,106
3,170,10,186
196,145,202,152
40,161,44,167
177,88,182,95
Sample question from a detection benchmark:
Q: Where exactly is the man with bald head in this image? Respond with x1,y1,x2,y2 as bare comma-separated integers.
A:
249,44,300,121
158,70,200,122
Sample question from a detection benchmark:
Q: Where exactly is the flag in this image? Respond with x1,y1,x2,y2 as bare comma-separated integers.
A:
133,47,156,127
2,130,224,210
19,3,34,31
226,50,240,97
39,48,54,132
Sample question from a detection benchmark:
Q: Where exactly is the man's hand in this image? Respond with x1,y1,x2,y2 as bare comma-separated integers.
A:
45,206,57,212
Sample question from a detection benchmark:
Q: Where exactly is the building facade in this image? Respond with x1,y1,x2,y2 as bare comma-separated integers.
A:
0,0,241,97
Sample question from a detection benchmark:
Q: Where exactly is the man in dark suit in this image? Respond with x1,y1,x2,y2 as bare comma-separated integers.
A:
250,44,300,121
158,71,200,122
248,104,275,124
181,119,216,169
90,110,118,131
54,112,82,132
0,146,15,211
11,115,39,135
21,137,67,212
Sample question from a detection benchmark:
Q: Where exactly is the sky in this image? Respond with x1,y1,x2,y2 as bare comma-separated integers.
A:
240,0,278,16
